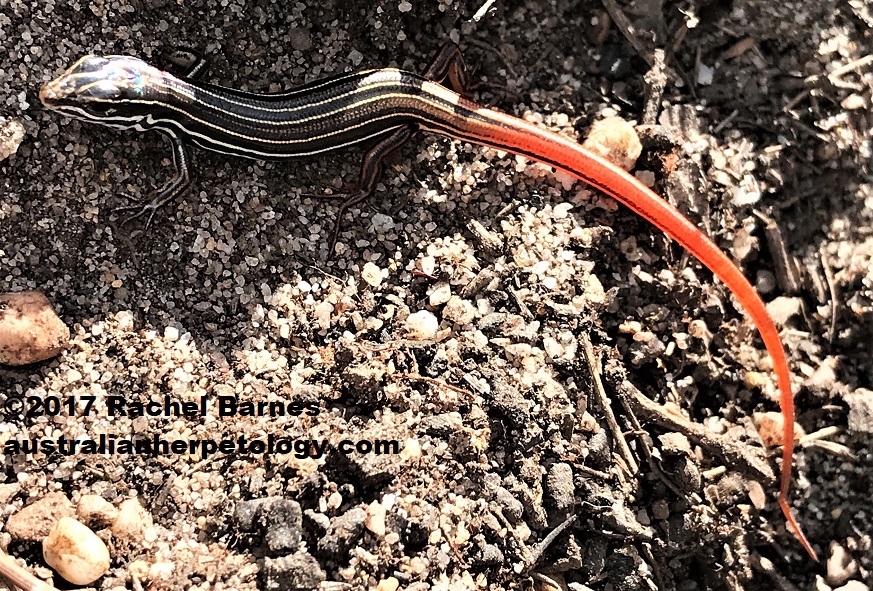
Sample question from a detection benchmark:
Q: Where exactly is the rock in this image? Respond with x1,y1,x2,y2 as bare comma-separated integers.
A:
827,541,858,587
42,517,110,585
360,262,383,288
483,474,524,522
288,27,313,52
342,361,386,399
421,413,463,436
128,559,150,580
0,116,25,161
582,116,642,171
365,500,387,537
77,495,119,529
375,577,400,591
0,291,70,365
399,438,421,460
587,430,611,469
545,463,575,517
404,310,439,340
803,356,839,395
844,389,873,434
606,546,643,591
111,498,153,541
6,492,75,541
0,483,21,505
234,497,302,554
442,295,476,325
317,506,367,556
427,281,452,307
766,296,803,326
753,411,804,447
261,551,325,591
658,432,692,455
263,499,303,554
471,540,504,567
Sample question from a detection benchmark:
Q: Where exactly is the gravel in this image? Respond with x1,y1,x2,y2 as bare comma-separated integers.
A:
2,0,872,589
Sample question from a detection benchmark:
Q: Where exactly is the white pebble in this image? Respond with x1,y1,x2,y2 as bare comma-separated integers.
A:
428,282,452,306
365,500,387,537
0,116,26,161
0,291,69,365
42,517,110,585
404,310,439,340
361,262,383,288
418,256,436,276
442,296,476,325
111,498,153,541
313,301,334,330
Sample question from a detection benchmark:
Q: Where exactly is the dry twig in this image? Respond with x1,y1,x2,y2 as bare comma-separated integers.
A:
581,334,639,476
0,551,57,591
602,360,776,485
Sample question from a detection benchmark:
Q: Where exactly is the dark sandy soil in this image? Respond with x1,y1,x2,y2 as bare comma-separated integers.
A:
1,0,871,589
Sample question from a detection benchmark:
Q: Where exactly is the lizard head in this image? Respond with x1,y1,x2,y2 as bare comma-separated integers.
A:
40,55,167,127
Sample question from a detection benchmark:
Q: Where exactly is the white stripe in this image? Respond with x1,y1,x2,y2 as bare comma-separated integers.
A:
166,69,406,115
148,115,405,158
104,91,454,143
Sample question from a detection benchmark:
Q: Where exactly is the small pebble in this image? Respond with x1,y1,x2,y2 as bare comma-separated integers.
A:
376,577,400,591
428,281,452,306
289,27,313,51
0,116,26,161
111,498,153,541
361,262,383,288
43,517,110,585
844,388,873,434
582,116,642,171
753,411,805,447
840,94,866,110
77,495,119,528
765,296,803,326
129,559,150,580
827,541,858,586
404,310,439,340
400,438,421,460
0,291,70,365
442,296,476,325
365,500,386,537
418,256,436,276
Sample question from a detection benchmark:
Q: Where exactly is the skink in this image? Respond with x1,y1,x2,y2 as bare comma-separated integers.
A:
39,42,816,559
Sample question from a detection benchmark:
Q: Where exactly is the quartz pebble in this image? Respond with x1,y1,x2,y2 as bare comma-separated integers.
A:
361,262,383,287
753,411,805,447
0,116,25,161
0,291,70,365
827,541,858,587
365,500,387,537
111,498,153,541
404,310,439,340
77,495,119,528
582,116,642,171
442,295,476,325
42,517,110,585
